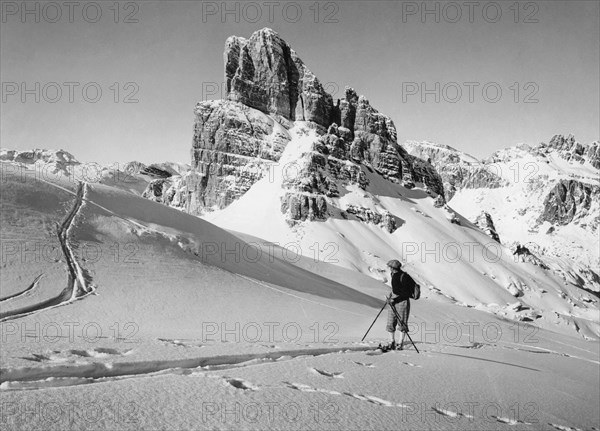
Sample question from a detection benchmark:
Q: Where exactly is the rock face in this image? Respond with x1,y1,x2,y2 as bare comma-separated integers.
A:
538,179,600,227
402,141,506,200
535,134,600,169
189,100,290,211
474,211,501,243
163,28,444,227
225,28,333,128
276,98,443,227
343,204,397,233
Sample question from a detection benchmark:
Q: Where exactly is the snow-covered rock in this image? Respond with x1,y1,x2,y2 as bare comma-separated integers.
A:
405,136,600,293
474,211,501,243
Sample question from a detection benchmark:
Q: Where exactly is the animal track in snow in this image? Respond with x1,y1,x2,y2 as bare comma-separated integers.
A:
309,367,344,378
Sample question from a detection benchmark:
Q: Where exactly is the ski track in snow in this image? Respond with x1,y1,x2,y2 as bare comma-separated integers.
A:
0,182,96,322
0,274,44,303
0,345,376,391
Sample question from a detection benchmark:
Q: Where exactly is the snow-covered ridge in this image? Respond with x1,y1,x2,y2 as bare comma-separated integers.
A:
404,135,600,296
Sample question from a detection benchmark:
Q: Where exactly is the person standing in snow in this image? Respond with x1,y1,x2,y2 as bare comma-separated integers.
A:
385,259,412,350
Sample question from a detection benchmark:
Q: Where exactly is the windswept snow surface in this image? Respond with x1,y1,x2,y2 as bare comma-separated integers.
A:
1,159,599,431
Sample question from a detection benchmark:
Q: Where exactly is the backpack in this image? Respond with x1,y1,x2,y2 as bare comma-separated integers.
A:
401,272,420,300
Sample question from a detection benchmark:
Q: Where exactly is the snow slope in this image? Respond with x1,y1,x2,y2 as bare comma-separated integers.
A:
205,124,600,340
1,160,599,431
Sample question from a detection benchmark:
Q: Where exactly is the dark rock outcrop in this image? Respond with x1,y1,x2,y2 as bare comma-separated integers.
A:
512,244,549,269
474,211,501,243
280,194,328,223
344,204,397,233
538,179,599,227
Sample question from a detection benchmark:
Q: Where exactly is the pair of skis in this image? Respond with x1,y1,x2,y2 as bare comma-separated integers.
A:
362,295,420,354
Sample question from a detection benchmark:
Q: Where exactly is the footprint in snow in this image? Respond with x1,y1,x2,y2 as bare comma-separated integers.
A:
352,361,375,368
401,362,422,368
284,381,402,407
22,348,131,363
309,368,344,378
491,415,533,425
69,347,132,358
158,338,204,348
21,353,51,363
548,424,583,431
433,407,473,420
283,382,341,395
224,378,259,391
455,342,487,349
344,393,395,406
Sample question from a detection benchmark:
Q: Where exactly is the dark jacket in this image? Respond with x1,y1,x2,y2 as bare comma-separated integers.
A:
391,270,413,302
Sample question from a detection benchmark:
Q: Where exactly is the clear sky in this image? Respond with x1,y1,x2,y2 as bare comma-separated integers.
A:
1,1,598,164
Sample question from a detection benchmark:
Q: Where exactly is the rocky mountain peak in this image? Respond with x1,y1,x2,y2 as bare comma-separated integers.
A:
0,148,80,166
0,148,82,178
224,27,333,128
146,29,445,228
534,134,599,169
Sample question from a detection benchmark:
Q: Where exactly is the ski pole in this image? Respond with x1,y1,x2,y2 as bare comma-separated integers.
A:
399,320,420,354
361,301,388,341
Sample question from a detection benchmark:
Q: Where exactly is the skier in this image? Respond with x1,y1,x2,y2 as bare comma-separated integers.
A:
385,259,411,351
